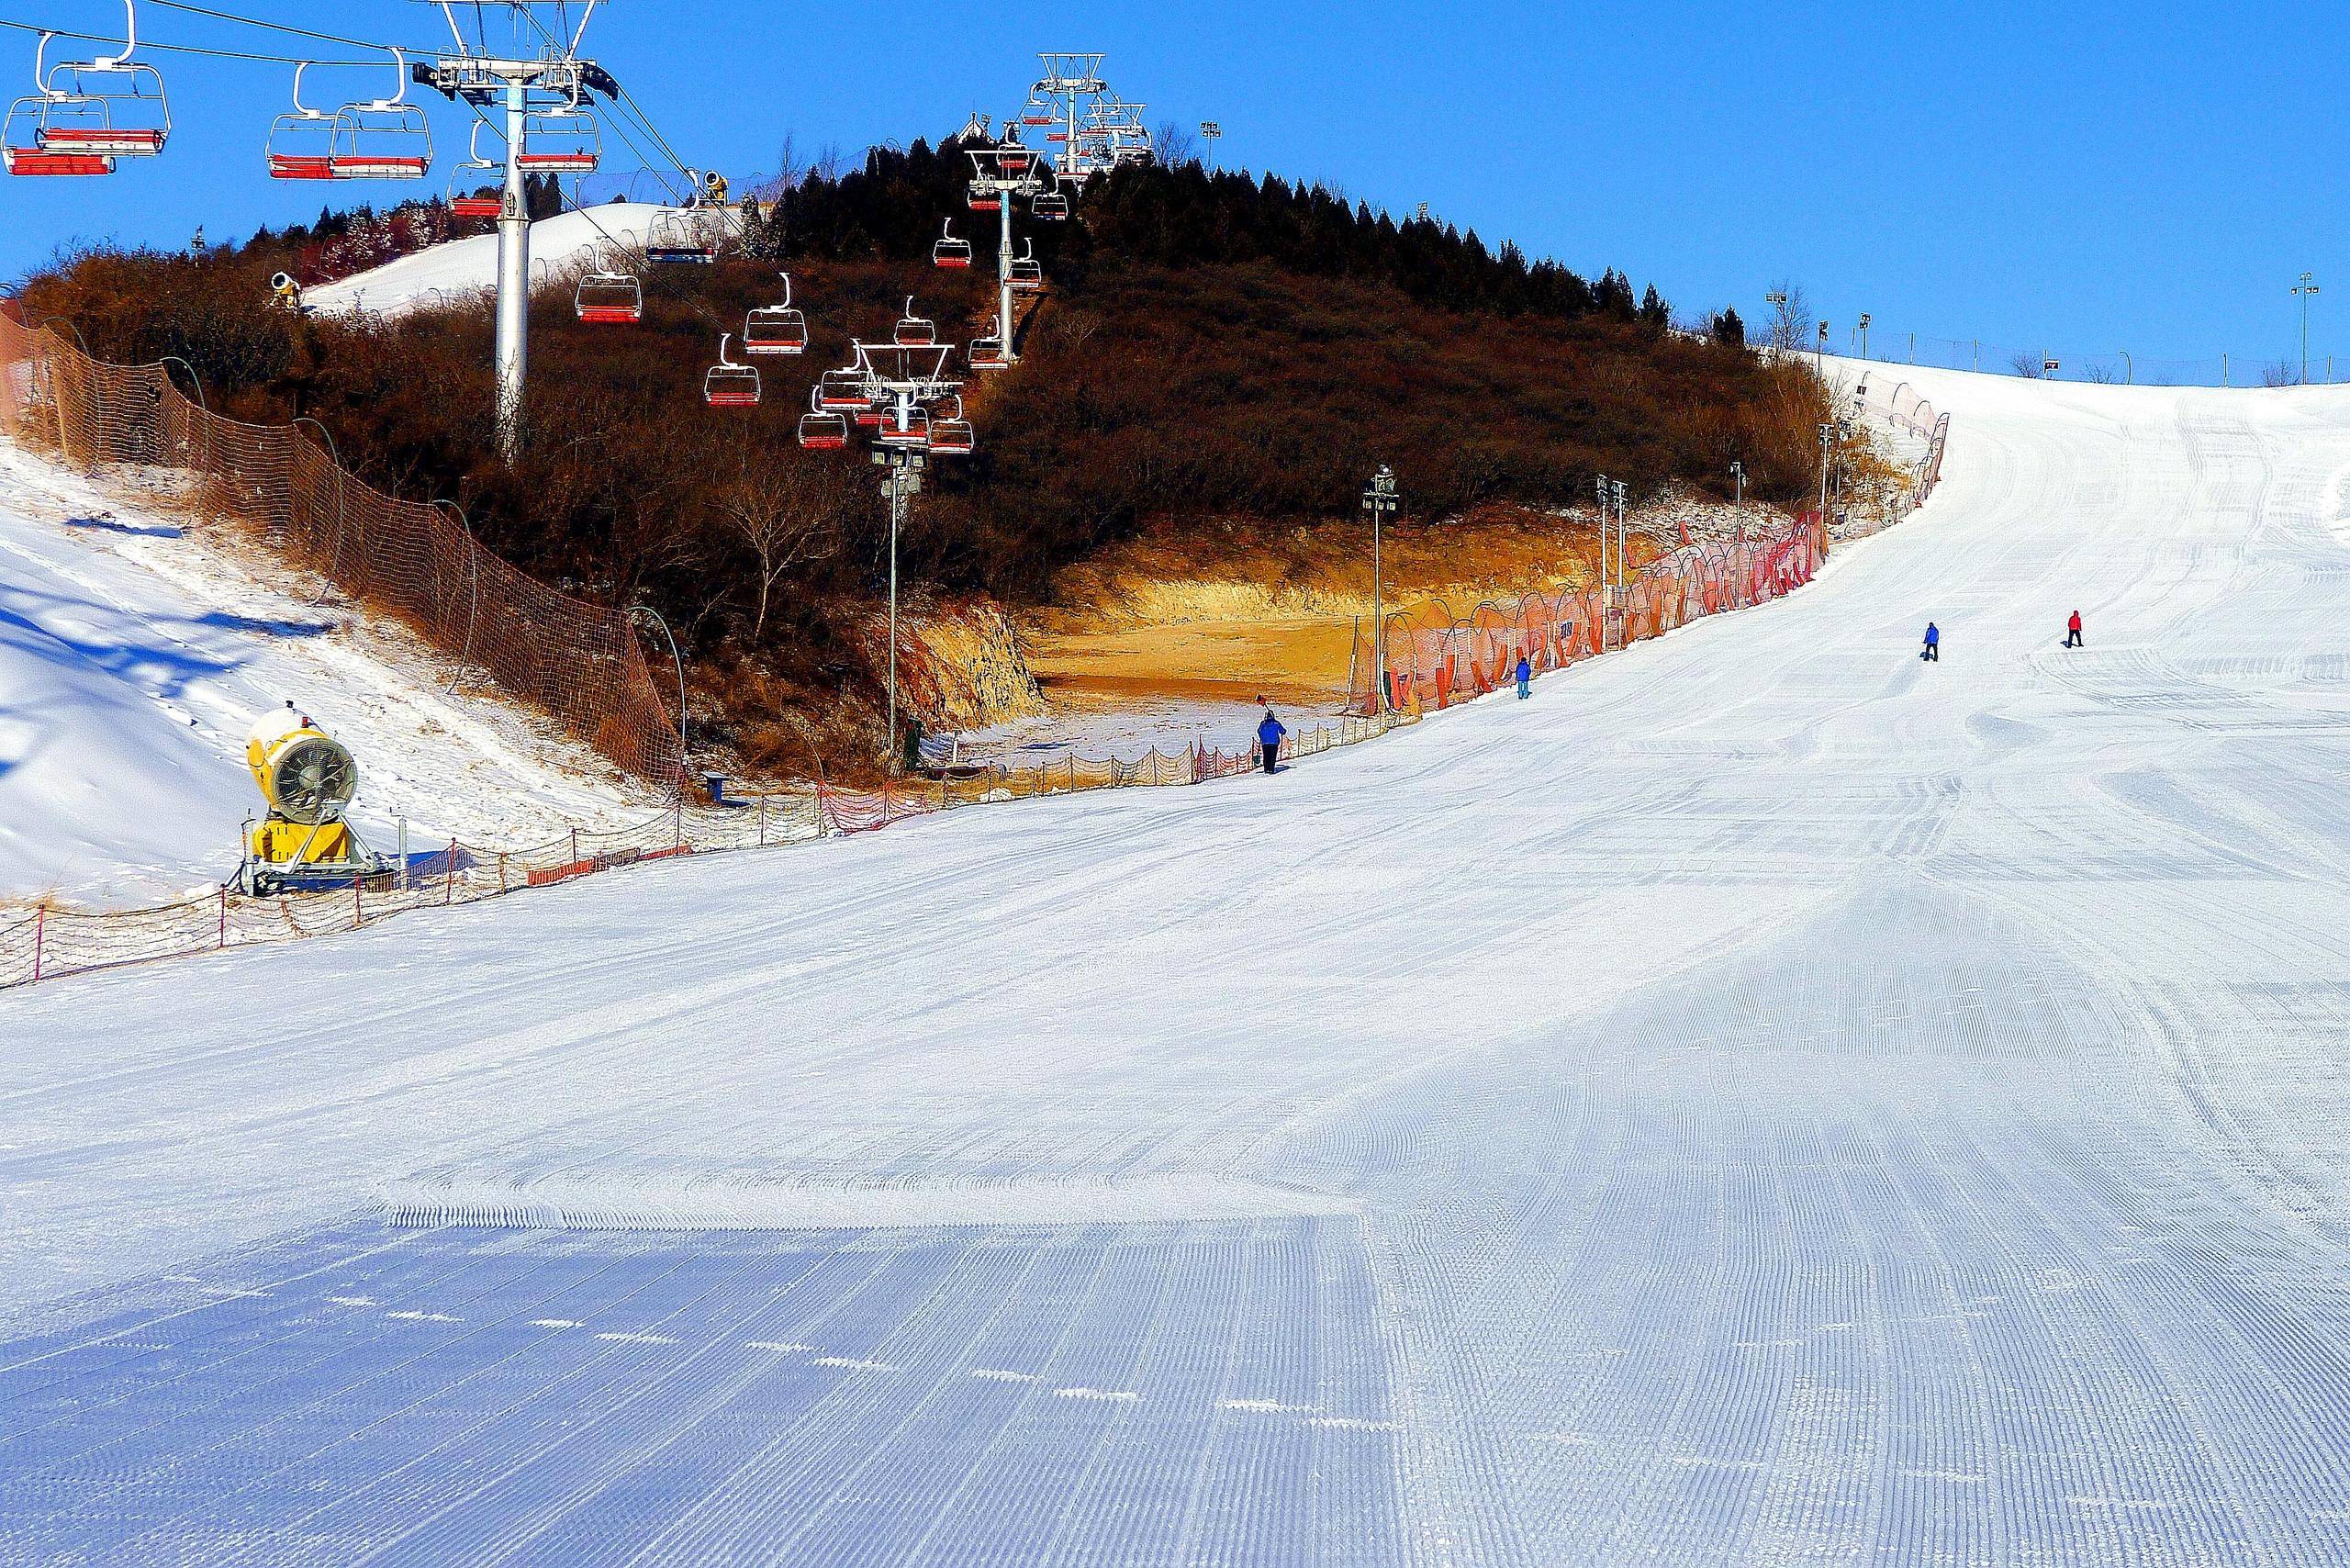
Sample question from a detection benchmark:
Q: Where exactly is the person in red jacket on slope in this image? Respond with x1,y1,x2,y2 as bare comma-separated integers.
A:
2065,610,2084,649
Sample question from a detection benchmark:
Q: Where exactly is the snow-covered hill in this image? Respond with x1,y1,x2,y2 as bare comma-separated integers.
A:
306,201,695,319
14,364,2350,1563
0,440,649,905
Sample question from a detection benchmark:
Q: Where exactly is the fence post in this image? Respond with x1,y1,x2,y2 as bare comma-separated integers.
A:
570,826,579,868
32,906,43,983
673,801,682,852
218,888,227,950
443,843,456,905
353,877,363,928
757,790,767,846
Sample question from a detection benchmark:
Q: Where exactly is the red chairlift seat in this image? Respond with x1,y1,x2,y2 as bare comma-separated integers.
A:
798,409,849,450
892,297,937,349
5,141,112,176
968,337,1011,371
1032,190,1069,221
967,185,1001,212
928,419,975,456
934,218,972,268
39,124,162,155
575,270,642,324
744,273,806,353
321,51,431,181
453,194,501,218
817,367,873,411
703,334,760,407
878,408,931,448
28,20,170,161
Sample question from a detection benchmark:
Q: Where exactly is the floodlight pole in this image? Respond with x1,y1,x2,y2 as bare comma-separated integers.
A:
1361,465,1397,712
2295,272,2321,385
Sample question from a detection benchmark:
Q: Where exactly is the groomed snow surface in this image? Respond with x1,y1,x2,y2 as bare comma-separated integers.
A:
11,361,2350,1563
0,443,650,905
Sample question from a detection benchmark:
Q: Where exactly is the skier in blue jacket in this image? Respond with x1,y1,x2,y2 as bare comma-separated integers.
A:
1256,701,1286,774
1922,622,1940,663
1516,654,1533,700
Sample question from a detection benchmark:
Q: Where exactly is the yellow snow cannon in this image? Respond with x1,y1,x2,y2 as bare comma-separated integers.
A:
236,702,387,896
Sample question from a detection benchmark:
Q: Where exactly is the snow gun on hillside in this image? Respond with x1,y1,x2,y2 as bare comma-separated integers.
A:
234,702,389,896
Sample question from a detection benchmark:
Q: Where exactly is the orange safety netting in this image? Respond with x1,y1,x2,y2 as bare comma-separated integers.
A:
0,304,682,782
1348,510,1833,714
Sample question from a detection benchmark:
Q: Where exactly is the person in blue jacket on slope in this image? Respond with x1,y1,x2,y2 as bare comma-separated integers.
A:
1516,653,1533,700
1256,700,1287,774
1922,622,1941,663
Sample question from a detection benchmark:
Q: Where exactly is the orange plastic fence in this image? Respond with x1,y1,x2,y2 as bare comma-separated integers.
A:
0,304,682,782
1349,510,1834,715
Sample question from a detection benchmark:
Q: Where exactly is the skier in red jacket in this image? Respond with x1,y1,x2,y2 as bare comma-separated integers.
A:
2065,610,2084,649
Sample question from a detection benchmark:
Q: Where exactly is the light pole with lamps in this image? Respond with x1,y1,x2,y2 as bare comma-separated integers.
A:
2295,272,2322,385
1855,312,1872,361
1360,465,1398,712
1199,119,1221,167
1817,319,1830,377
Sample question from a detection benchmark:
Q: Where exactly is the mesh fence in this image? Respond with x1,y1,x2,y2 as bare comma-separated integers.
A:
0,711,1417,991
0,305,682,781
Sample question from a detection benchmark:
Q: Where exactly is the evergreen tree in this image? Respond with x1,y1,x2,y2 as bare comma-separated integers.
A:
1712,307,1745,347
1639,284,1670,332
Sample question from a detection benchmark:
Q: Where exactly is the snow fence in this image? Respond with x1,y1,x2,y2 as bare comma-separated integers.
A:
0,711,1411,991
0,303,682,783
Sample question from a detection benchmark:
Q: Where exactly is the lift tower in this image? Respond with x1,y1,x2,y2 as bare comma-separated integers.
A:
415,3,618,460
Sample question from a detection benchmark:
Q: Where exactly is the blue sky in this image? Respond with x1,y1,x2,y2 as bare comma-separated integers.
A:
1,1,2341,372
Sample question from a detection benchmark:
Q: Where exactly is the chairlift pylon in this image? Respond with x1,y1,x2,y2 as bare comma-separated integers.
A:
703,332,761,408
934,216,973,269
744,273,808,354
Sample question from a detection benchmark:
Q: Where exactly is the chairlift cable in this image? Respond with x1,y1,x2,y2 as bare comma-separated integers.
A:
0,16,381,66
141,0,435,56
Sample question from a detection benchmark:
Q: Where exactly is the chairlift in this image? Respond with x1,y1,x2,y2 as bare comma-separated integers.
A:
928,418,975,456
5,93,110,175
933,217,972,269
878,406,930,448
1031,186,1069,221
449,122,500,218
263,62,337,178
892,296,937,349
744,273,807,354
816,365,873,411
968,335,1010,372
28,6,168,160
326,51,431,180
798,391,849,450
1007,241,1043,294
1020,94,1055,127
646,206,718,264
702,333,761,408
574,253,642,324
967,183,1000,213
515,95,599,174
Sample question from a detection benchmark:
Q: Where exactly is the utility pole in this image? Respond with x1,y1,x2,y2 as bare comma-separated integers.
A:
2295,272,2322,385
1818,422,1835,524
1360,465,1398,712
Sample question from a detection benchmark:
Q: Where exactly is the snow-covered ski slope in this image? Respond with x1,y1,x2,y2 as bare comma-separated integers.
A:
0,441,645,905
13,362,2350,1563
307,202,681,319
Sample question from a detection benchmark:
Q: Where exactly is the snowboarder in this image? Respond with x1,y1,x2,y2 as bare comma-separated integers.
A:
1516,654,1533,700
2065,610,2083,649
1922,622,1941,662
1256,700,1286,775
